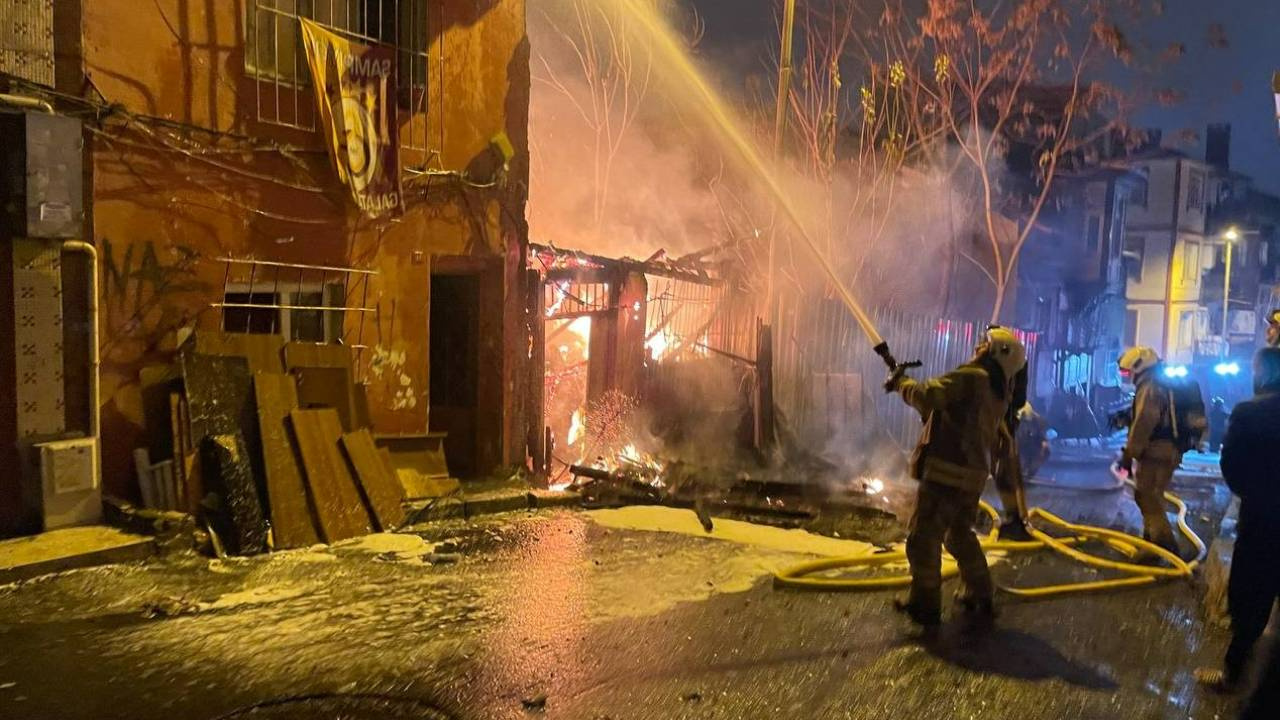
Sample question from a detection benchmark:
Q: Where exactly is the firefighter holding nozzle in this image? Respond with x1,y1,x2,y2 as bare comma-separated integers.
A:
884,327,1027,629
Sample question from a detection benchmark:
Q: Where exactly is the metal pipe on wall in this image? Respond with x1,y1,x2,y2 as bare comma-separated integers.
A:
61,241,98,441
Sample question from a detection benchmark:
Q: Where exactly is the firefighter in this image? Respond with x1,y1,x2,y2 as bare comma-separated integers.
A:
1266,309,1280,348
994,364,1031,541
1116,346,1180,555
1017,403,1052,480
884,327,1025,628
1195,348,1280,696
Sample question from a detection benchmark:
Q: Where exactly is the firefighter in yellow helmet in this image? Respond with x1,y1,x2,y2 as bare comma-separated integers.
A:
1117,346,1181,554
884,327,1026,628
1266,309,1280,348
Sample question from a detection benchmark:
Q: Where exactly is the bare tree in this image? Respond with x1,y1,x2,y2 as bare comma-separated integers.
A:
865,0,1152,322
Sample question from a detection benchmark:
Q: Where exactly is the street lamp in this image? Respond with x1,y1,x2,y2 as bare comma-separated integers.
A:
1219,226,1256,358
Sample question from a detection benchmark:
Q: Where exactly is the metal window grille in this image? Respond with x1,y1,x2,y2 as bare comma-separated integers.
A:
212,256,379,369
0,0,55,88
544,280,613,320
245,0,430,153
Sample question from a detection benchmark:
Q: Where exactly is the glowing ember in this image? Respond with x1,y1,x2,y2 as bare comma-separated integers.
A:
862,477,885,495
567,408,586,446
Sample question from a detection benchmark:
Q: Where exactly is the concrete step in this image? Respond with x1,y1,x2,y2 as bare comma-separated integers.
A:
0,526,155,585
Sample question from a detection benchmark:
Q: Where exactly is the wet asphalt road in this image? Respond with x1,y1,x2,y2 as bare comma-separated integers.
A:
0,454,1246,720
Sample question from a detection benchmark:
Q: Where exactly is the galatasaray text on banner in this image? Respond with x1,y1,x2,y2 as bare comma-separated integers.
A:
300,18,403,218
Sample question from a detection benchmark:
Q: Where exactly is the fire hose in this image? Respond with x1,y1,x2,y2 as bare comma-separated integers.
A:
773,472,1207,598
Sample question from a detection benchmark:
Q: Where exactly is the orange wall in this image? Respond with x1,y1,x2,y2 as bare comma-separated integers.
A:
79,0,530,495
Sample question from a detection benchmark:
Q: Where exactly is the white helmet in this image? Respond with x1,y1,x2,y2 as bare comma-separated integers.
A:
982,326,1027,380
1118,346,1160,380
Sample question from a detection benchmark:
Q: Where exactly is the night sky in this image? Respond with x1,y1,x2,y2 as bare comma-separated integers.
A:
686,0,1280,194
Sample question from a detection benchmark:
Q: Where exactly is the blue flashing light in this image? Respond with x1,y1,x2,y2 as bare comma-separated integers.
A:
1163,364,1189,379
1214,361,1242,376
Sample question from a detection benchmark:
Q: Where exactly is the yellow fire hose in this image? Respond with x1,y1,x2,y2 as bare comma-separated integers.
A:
774,485,1207,598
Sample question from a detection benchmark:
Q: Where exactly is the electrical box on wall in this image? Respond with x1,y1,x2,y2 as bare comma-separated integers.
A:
36,438,101,530
0,111,84,239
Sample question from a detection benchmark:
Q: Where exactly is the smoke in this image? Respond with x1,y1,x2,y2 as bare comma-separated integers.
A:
527,0,1007,476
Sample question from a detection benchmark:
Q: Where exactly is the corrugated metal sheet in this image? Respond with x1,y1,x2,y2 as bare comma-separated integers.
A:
0,0,55,88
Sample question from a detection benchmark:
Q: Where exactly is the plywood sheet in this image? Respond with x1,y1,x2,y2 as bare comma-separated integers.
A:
293,367,357,431
182,353,268,553
289,408,371,542
192,331,285,374
200,433,269,555
374,433,452,478
254,373,320,549
340,429,405,531
139,365,179,460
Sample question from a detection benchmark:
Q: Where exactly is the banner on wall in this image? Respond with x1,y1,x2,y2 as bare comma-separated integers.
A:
300,18,403,218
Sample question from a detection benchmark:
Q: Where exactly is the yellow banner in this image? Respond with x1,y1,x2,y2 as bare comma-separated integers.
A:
300,19,403,217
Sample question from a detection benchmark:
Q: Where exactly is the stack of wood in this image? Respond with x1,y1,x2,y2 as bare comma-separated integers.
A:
136,332,411,555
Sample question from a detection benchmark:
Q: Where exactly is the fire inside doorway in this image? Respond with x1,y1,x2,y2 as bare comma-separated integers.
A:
529,244,760,489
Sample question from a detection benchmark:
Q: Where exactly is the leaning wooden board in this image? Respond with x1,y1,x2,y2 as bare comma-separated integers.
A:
254,373,321,549
192,331,286,374
181,353,269,554
289,408,372,542
340,429,406,531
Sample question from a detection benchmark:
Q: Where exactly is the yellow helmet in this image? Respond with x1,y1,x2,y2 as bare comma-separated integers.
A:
983,326,1027,379
1118,346,1160,379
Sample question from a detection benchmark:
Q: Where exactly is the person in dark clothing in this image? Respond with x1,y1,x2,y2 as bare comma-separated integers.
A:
1208,397,1229,453
1195,348,1280,696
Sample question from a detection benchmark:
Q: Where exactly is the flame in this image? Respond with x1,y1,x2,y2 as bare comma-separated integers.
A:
546,281,570,317
567,408,586,446
646,332,670,360
567,316,592,359
863,477,885,495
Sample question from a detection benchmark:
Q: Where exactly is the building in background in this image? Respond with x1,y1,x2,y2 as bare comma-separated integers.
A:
1122,142,1214,365
1015,165,1141,405
0,0,533,537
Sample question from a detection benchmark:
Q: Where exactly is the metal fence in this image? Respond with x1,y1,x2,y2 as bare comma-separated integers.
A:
774,300,1040,454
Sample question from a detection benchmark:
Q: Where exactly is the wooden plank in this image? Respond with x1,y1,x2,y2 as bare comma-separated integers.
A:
200,433,269,555
139,365,180,460
397,470,461,500
374,433,452,479
284,342,353,371
340,429,405,531
289,408,372,542
173,393,201,515
293,366,358,431
192,331,286,374
254,373,321,549
181,353,269,553
353,382,373,429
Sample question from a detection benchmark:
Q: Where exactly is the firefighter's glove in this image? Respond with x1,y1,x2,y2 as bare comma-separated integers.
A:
883,367,909,394
1116,452,1134,478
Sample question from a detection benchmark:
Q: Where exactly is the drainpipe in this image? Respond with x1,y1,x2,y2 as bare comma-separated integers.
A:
0,94,54,114
61,241,99,441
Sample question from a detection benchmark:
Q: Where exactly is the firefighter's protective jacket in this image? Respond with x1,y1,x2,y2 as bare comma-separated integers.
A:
898,362,1011,493
1125,376,1176,460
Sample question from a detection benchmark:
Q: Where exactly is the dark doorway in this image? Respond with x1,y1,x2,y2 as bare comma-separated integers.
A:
430,273,480,477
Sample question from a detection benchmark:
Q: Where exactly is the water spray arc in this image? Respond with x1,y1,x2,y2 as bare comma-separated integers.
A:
603,0,1209,601
610,0,885,351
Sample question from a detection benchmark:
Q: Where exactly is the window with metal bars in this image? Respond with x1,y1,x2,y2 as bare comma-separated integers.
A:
245,0,429,145
222,284,347,343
